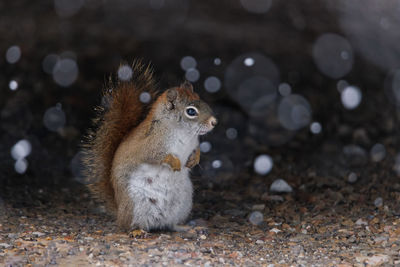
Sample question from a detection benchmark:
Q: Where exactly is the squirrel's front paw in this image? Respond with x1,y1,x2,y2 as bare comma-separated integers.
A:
185,148,200,168
162,154,181,172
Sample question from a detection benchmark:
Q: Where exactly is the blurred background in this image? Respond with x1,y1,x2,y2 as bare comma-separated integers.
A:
1,0,400,204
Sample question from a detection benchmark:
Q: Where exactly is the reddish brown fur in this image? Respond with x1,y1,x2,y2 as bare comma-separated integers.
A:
82,61,158,212
176,84,200,101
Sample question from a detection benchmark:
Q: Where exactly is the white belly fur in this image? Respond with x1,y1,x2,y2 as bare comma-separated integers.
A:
128,130,198,230
167,128,199,165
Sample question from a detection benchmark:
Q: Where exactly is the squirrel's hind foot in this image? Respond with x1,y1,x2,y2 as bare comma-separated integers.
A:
129,229,148,238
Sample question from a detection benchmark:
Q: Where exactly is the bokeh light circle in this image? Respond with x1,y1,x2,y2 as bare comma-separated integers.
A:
278,94,312,131
310,122,322,134
139,92,151,103
225,53,280,100
341,86,362,110
11,139,32,160
254,154,273,175
204,76,221,93
312,33,354,79
9,80,18,91
15,158,28,174
226,128,238,140
180,56,197,71
53,58,79,87
185,68,200,82
43,105,66,132
118,65,133,81
5,45,21,64
200,141,212,153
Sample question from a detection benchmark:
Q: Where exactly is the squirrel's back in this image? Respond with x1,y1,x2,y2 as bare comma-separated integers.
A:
82,61,159,210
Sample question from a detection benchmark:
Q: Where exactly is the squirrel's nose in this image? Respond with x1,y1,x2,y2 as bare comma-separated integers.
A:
209,116,217,128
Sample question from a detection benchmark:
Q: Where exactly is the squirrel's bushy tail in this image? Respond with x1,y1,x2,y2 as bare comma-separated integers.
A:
82,61,159,211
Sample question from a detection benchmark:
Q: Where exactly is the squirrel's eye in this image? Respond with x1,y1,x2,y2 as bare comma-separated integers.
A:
185,106,198,118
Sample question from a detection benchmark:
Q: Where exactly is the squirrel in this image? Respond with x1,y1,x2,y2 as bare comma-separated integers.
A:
82,61,217,232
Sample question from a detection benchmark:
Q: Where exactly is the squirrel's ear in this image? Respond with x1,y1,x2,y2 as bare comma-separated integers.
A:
181,81,194,93
166,88,177,110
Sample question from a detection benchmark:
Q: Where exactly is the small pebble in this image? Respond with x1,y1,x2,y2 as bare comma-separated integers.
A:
256,239,264,244
383,226,392,232
248,211,264,225
374,197,383,207
356,254,390,265
347,235,357,243
269,228,281,234
270,179,293,193
355,218,368,226
7,233,18,239
291,245,304,255
0,243,11,248
373,235,388,243
252,204,265,210
32,231,45,237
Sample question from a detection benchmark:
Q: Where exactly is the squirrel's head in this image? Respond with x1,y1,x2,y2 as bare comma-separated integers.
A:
158,81,217,135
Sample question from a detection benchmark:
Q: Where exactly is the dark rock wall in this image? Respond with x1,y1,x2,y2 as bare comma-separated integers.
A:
0,0,399,190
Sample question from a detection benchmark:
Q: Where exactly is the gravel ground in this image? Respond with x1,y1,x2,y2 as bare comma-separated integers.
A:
1,147,400,267
1,1,400,266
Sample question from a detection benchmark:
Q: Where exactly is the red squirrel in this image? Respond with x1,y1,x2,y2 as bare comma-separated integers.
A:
83,61,217,231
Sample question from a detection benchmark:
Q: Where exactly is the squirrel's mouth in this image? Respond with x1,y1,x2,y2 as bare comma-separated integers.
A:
198,125,214,136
